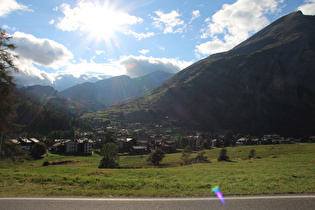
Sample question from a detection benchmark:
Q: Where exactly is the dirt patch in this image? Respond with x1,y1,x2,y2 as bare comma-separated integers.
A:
42,160,80,166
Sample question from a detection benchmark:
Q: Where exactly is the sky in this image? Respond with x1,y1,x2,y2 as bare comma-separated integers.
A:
1,0,315,90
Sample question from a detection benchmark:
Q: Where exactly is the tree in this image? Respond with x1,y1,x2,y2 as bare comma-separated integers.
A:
0,28,18,156
180,137,189,149
99,142,119,168
218,148,229,161
147,148,165,165
223,130,233,147
31,143,47,159
181,145,193,165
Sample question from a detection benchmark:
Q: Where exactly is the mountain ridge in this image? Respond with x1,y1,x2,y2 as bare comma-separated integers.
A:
93,11,315,137
61,70,174,108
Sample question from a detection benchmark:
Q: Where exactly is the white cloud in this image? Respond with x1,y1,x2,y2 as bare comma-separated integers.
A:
96,50,105,55
298,0,315,15
139,49,149,54
189,10,200,23
128,31,155,40
56,1,143,32
60,59,124,77
12,58,56,86
0,0,32,17
12,32,73,69
196,0,284,55
49,19,55,24
119,55,192,78
151,10,185,34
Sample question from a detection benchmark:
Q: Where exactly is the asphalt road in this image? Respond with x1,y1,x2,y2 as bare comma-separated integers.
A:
1,195,314,210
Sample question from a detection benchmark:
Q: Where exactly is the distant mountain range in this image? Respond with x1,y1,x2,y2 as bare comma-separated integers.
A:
94,11,315,137
60,70,174,107
16,73,111,92
19,71,173,113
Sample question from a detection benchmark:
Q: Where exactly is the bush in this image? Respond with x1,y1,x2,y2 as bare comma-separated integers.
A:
202,140,210,149
98,142,119,168
194,150,209,163
218,148,229,161
147,148,166,165
181,145,193,165
31,143,47,159
99,157,119,168
248,149,256,159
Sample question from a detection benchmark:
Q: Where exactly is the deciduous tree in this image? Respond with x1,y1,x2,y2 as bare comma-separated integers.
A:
147,148,165,165
99,142,119,168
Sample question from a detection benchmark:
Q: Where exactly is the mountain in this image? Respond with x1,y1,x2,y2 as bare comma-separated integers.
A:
21,85,61,98
15,73,111,92
61,71,174,108
93,11,315,137
13,88,92,135
20,85,106,114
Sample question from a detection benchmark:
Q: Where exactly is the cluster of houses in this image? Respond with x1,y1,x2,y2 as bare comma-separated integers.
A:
116,136,176,155
49,139,94,155
10,125,310,157
10,137,94,155
10,138,40,152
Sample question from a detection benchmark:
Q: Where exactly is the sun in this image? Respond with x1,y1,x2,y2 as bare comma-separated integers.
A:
73,2,141,42
83,6,120,40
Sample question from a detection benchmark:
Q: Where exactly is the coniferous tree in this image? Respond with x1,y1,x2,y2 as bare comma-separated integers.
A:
0,28,18,156
0,28,18,133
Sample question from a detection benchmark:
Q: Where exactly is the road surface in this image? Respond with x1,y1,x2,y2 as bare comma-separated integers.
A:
1,195,314,210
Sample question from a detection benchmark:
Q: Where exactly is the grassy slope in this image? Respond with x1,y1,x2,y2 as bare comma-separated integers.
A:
0,144,314,197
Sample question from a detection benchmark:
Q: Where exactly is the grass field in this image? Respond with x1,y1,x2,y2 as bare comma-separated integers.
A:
0,144,314,197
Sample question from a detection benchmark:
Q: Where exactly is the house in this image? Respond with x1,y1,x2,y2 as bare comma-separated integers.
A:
65,140,78,153
50,139,94,155
161,140,176,153
78,139,93,155
19,138,34,152
130,146,149,155
117,137,136,153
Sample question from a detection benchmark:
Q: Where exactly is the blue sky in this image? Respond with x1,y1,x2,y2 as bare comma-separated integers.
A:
1,0,315,89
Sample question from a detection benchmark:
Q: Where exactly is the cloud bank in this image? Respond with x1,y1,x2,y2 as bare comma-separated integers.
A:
12,32,73,68
196,0,284,55
119,55,192,78
0,0,31,17
298,0,315,15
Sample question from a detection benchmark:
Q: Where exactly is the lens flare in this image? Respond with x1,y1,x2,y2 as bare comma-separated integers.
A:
129,62,137,69
212,186,225,204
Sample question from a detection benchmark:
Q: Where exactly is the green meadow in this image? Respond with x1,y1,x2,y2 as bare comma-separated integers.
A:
0,144,314,197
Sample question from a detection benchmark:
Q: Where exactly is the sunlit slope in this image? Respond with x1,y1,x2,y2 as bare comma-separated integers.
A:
90,11,315,136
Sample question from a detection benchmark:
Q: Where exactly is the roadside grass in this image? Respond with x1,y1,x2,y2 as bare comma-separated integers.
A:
0,144,314,197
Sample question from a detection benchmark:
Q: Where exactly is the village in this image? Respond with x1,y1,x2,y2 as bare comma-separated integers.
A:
9,122,312,156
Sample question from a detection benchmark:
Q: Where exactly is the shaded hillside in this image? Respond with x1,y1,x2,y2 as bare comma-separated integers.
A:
12,89,92,135
22,85,61,98
61,71,174,108
22,85,106,113
94,11,315,137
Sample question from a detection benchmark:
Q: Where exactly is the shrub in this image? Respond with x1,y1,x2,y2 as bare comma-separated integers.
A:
98,142,119,168
218,148,229,161
99,157,119,168
248,149,256,159
181,145,193,165
202,140,210,149
31,143,47,159
194,150,209,163
147,148,165,165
